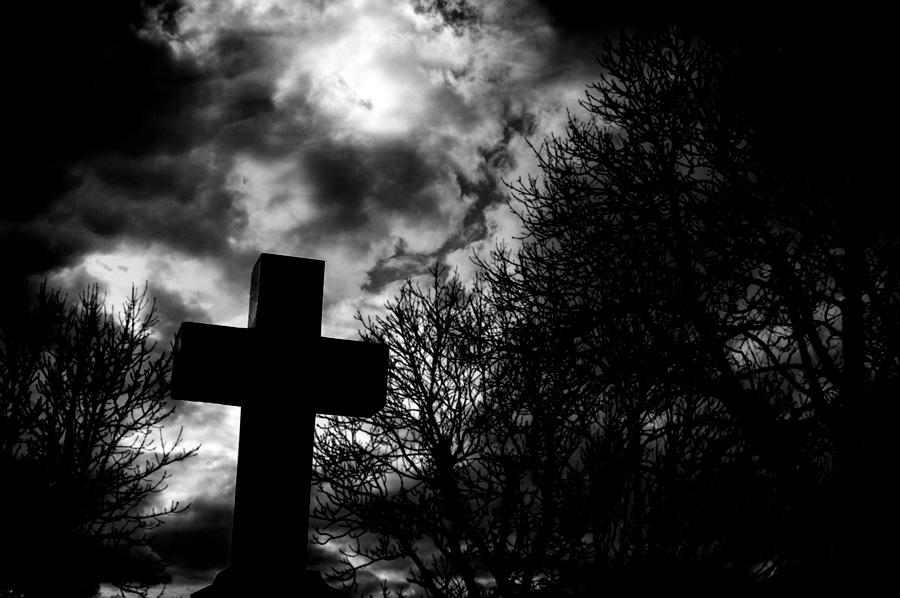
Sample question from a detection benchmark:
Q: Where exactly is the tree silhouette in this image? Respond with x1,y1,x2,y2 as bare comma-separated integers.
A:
313,267,498,597
313,267,605,597
311,25,896,595
0,283,197,598
480,26,897,588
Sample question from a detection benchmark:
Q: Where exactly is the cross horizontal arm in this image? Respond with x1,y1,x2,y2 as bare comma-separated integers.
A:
172,322,388,415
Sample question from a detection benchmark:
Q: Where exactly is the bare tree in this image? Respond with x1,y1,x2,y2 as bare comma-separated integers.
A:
313,267,496,597
312,265,606,597
311,25,896,595
0,283,197,598
480,25,898,587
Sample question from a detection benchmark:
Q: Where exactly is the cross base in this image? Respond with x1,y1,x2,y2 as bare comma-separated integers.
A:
192,567,352,598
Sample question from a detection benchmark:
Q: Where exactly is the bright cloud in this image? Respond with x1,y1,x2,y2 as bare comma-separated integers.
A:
49,244,248,329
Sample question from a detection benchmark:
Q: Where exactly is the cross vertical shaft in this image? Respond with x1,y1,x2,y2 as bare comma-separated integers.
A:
231,255,324,574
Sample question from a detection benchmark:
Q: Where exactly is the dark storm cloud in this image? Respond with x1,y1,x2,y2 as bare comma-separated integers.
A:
425,84,484,131
286,91,528,295
362,238,432,293
359,165,508,295
0,220,97,281
210,28,278,80
150,283,212,348
294,126,514,297
91,153,213,202
306,543,342,571
5,154,246,289
299,138,450,235
10,1,203,195
3,1,289,283
152,497,233,572
533,0,706,34
412,0,482,33
72,164,242,254
202,30,287,153
6,0,203,275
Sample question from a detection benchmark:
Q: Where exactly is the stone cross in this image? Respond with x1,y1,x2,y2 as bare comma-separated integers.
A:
172,253,388,597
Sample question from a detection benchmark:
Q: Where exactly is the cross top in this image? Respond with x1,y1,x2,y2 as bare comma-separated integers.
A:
172,253,388,596
248,253,322,335
174,254,386,415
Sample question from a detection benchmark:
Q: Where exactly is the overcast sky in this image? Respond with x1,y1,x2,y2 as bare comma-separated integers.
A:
1,1,618,594
8,0,609,337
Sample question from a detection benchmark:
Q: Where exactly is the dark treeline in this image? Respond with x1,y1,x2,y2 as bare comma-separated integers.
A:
0,286,195,598
313,27,897,596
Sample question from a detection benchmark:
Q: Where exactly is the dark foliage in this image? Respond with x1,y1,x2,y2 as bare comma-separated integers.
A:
313,268,498,597
314,24,896,596
480,26,897,590
0,285,197,598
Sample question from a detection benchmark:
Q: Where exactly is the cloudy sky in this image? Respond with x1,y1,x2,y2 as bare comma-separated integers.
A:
2,0,619,594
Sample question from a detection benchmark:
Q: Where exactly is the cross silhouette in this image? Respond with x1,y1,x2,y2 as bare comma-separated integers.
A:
172,253,388,596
